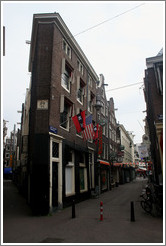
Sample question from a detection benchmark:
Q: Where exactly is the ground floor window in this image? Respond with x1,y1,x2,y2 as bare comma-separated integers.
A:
65,151,75,196
79,163,88,192
65,164,75,196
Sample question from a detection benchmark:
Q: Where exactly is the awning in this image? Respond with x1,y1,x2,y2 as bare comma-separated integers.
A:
98,160,110,166
113,163,123,167
113,163,135,167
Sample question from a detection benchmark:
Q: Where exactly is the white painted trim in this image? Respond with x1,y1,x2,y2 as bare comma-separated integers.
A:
49,137,63,212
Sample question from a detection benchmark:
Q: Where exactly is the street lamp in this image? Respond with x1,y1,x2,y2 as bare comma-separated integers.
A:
94,94,102,111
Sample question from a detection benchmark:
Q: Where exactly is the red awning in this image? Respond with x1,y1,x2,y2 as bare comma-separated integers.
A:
98,160,110,166
113,163,123,167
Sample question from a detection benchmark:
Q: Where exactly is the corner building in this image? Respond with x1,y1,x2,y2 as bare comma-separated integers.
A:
28,13,99,214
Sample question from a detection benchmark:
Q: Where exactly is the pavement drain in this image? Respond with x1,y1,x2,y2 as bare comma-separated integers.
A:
40,237,64,243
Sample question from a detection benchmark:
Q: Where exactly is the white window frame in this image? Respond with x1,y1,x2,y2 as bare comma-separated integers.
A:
77,59,84,75
79,163,88,193
88,75,92,87
65,156,75,196
60,99,72,131
61,69,71,93
77,77,85,105
62,39,71,59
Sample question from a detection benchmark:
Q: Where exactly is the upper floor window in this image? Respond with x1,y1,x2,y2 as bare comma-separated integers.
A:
61,58,73,93
62,39,71,59
88,75,92,87
77,77,86,104
60,96,73,131
77,60,84,75
88,91,95,113
154,63,163,95
101,101,105,115
105,106,108,117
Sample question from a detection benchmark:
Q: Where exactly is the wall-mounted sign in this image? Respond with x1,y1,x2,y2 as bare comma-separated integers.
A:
158,115,163,120
49,126,57,134
37,100,48,110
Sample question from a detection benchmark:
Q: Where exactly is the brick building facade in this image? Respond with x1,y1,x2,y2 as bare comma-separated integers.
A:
14,12,118,215
144,49,163,185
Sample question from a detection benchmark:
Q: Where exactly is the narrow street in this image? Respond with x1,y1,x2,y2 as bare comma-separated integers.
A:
3,177,163,244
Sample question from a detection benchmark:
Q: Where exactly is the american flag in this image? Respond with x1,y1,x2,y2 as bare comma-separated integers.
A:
81,114,94,141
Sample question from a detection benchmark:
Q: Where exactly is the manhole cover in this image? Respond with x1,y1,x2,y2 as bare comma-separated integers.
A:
40,237,64,243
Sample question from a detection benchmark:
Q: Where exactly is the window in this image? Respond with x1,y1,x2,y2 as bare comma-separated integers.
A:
105,122,108,137
79,153,88,192
61,66,71,91
62,39,71,59
5,153,9,158
154,63,163,95
65,150,75,196
52,142,59,158
101,101,105,115
88,91,95,113
88,75,92,87
77,60,84,75
61,58,73,92
77,77,85,104
105,144,108,159
6,145,10,151
105,106,108,117
102,142,105,159
60,98,72,130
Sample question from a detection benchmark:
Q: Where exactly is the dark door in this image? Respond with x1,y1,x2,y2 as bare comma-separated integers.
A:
52,162,58,207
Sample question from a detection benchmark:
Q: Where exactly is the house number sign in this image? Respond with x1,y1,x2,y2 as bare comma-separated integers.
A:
37,100,48,110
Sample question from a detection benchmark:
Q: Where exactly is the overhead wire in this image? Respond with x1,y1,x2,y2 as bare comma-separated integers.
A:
54,2,145,47
106,82,143,92
74,3,145,37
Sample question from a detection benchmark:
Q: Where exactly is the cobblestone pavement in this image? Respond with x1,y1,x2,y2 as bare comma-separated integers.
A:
3,177,164,244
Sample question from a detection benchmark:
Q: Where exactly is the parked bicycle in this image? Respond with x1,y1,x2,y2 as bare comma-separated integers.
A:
140,183,163,217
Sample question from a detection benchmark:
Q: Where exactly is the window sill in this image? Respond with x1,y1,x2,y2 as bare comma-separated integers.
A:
61,84,70,93
65,192,76,197
77,99,83,105
60,126,69,132
80,189,88,193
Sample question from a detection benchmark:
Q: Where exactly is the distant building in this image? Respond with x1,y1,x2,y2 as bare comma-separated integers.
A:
143,49,163,185
3,119,8,146
117,124,134,164
3,125,17,179
115,124,135,184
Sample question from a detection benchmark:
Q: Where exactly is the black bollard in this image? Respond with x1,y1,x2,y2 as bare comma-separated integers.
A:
72,200,76,218
130,201,135,222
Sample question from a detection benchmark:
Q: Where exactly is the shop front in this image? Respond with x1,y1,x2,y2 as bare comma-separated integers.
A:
98,160,110,192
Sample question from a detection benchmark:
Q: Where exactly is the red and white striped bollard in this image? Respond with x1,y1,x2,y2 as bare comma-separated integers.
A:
100,201,103,221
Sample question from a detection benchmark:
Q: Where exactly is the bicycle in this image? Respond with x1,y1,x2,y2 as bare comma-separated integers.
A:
140,183,163,217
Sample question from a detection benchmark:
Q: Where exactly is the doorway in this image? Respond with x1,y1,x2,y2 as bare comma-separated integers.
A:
52,162,58,207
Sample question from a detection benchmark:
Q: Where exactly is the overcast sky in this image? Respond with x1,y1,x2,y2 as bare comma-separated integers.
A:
2,1,164,143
